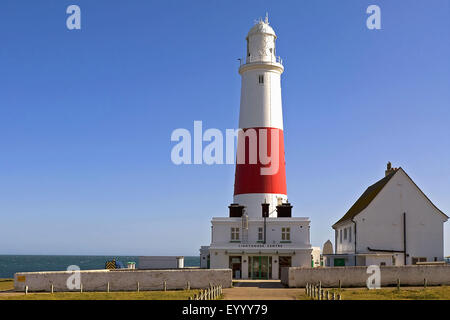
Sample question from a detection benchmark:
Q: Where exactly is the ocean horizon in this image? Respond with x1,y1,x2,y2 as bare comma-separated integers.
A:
0,255,200,279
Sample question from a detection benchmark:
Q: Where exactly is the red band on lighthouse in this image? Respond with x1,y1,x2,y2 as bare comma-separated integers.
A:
234,127,287,195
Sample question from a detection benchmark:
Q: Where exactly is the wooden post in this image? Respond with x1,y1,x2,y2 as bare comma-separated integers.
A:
338,279,341,290
424,278,427,289
326,290,330,300
338,293,342,300
397,278,400,290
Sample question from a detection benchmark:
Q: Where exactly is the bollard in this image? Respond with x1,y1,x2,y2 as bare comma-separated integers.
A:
424,278,427,289
187,281,190,291
51,284,54,294
25,285,28,295
326,290,330,300
107,282,110,293
397,278,400,291
164,281,167,291
338,279,341,290
333,291,336,300
137,282,140,292
80,283,83,293
319,281,322,291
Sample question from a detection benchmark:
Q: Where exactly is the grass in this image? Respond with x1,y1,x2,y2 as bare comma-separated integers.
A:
0,279,199,300
0,279,14,291
0,290,199,300
300,285,450,300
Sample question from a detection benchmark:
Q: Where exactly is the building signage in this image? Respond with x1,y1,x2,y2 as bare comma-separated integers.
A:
238,244,283,248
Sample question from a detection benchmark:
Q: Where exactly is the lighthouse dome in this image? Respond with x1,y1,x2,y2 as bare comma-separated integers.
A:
247,20,277,39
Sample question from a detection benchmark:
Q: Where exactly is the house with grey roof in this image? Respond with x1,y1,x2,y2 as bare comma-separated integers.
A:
324,162,448,267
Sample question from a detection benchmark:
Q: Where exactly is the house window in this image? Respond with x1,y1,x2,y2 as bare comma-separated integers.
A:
258,75,264,84
344,228,347,240
231,227,240,241
340,229,342,244
281,227,290,241
258,227,263,241
349,226,352,242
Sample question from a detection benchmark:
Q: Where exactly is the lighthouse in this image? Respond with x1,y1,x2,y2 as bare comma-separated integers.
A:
234,16,287,218
201,18,312,280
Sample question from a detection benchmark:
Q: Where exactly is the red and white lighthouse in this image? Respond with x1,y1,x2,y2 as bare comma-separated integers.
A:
233,18,287,218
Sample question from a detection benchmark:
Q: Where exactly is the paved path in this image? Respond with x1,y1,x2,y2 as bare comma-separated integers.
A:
223,280,305,300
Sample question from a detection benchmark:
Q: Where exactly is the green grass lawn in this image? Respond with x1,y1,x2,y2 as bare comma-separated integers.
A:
300,286,450,300
0,279,14,291
0,279,199,300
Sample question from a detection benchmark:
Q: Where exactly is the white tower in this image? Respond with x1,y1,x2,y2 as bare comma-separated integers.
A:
234,18,287,218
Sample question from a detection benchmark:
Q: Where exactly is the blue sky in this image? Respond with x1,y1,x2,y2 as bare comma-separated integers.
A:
0,0,449,256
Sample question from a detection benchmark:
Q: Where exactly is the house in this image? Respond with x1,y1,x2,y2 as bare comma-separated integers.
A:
325,163,448,267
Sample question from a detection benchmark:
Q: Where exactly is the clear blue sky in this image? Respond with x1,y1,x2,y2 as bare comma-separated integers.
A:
0,0,449,256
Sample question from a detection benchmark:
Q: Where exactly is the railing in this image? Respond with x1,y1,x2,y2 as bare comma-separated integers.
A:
240,55,283,66
305,282,342,300
189,284,223,300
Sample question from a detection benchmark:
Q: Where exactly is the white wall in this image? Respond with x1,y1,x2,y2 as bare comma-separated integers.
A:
335,222,355,254
282,265,450,288
211,217,310,247
14,269,232,292
354,169,447,264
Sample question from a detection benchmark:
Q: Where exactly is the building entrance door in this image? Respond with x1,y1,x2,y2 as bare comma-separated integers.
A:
278,256,292,277
249,256,272,279
229,256,242,279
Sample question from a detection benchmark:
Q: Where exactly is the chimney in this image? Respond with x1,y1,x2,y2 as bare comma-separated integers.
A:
261,202,270,218
385,161,396,177
229,203,245,217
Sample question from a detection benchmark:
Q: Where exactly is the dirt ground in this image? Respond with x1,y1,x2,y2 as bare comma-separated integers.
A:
223,280,305,300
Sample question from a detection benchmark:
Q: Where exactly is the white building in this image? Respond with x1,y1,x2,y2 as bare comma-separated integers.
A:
200,18,312,279
325,163,448,267
311,247,322,268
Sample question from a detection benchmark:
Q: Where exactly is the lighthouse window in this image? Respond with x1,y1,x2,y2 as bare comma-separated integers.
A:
258,75,264,84
258,227,263,241
281,227,290,241
231,227,240,241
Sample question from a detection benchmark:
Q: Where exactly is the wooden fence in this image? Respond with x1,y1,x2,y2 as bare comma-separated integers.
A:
306,282,342,300
189,284,223,300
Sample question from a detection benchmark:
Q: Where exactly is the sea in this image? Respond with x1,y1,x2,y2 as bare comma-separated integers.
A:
0,255,200,279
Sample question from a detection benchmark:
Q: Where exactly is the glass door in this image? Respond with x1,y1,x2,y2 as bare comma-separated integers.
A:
249,256,271,279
